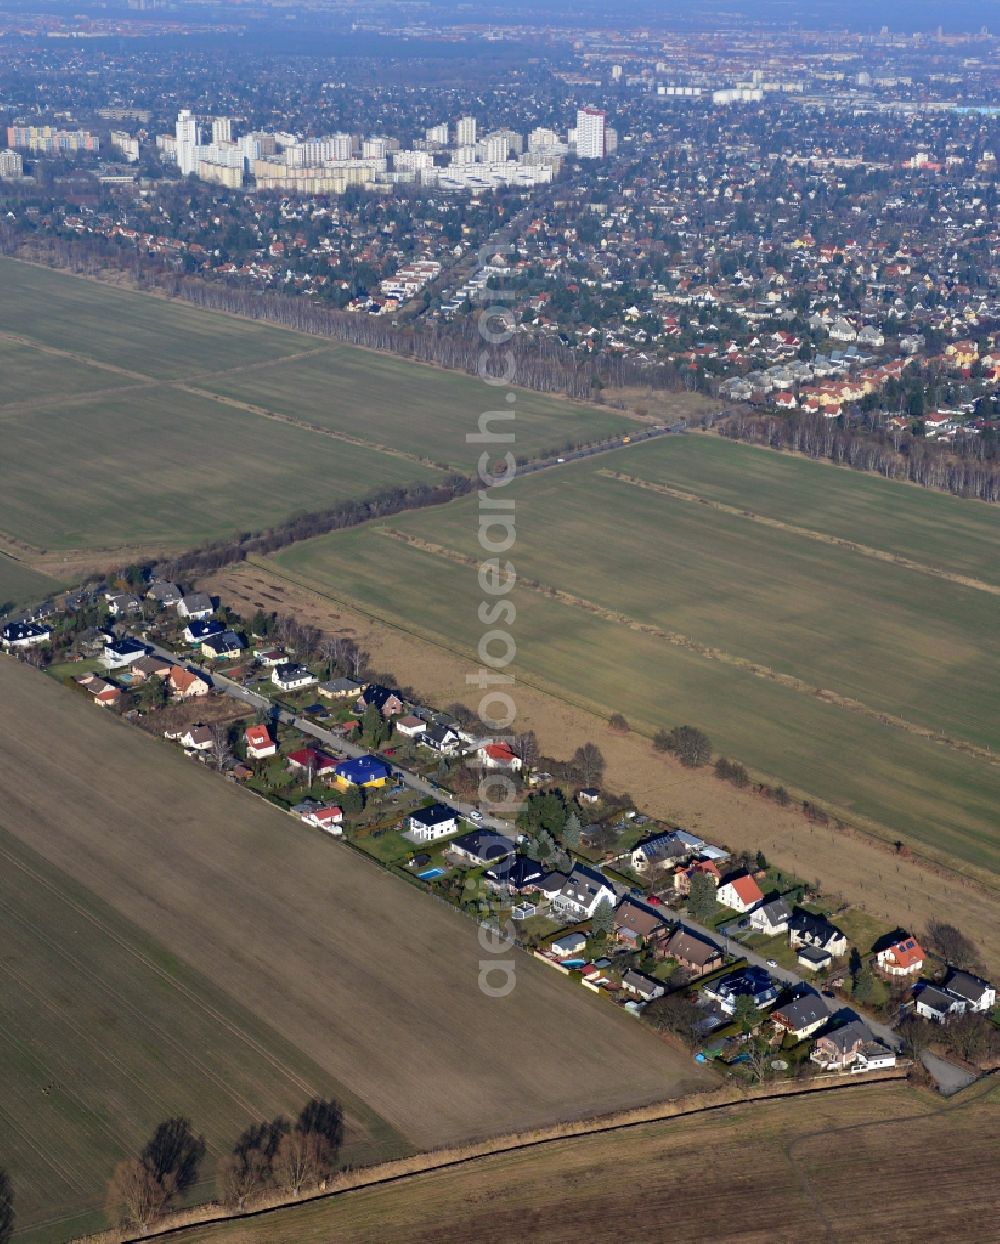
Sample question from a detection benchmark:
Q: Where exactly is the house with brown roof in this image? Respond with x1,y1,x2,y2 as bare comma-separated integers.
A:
612,899,668,950
663,927,723,977
169,666,209,699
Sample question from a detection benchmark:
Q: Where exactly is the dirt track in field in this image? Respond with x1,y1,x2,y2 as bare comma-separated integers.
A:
0,658,707,1154
202,562,1000,975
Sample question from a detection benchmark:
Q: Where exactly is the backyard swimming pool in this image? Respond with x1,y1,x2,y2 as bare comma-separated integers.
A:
418,867,445,880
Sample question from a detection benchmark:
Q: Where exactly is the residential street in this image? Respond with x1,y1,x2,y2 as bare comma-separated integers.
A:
138,634,900,1049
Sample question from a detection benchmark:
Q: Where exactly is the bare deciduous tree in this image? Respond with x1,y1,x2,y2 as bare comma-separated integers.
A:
217,1149,271,1211
106,1159,168,1231
210,723,233,773
272,1132,333,1196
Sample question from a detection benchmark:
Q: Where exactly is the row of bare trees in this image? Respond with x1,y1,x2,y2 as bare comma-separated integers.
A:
720,411,1000,502
0,225,687,401
106,1099,342,1233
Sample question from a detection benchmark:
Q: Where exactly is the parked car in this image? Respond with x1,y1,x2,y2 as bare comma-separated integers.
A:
468,809,484,823
766,958,778,968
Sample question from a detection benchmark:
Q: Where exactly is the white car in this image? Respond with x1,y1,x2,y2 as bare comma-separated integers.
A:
468,809,484,823
766,958,778,968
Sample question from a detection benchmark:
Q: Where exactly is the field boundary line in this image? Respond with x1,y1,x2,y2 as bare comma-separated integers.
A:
599,469,1000,597
90,1073,918,1243
377,527,1000,769
174,383,452,472
0,329,154,382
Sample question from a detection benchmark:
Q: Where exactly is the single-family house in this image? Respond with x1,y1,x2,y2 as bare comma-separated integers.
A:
75,673,122,708
717,873,765,914
147,580,182,608
176,593,214,620
915,984,966,1024
287,747,338,779
131,654,173,681
621,970,665,1003
810,1019,875,1070
168,665,209,698
106,591,142,617
408,802,460,842
771,992,828,1041
421,723,463,754
477,741,522,770
448,829,516,866
183,619,223,645
875,935,925,977
244,724,277,760
942,970,996,1014
301,803,344,835
703,966,778,1015
272,663,317,692
318,676,364,699
331,755,391,789
357,683,404,717
673,858,721,896
551,932,587,958
853,1042,896,1072
484,854,545,894
101,636,148,669
662,927,723,977
255,648,289,668
631,831,691,873
179,725,214,753
788,912,848,959
577,787,601,804
1,621,51,649
750,897,792,937
201,630,243,662
395,714,427,738
551,865,617,921
613,899,669,949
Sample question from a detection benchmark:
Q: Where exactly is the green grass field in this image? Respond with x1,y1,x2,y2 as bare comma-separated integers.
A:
624,433,1000,586
0,555,60,611
262,435,1000,874
0,827,402,1244
196,345,636,469
0,259,635,555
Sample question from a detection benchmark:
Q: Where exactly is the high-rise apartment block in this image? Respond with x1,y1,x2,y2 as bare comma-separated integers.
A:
575,107,607,159
455,116,477,146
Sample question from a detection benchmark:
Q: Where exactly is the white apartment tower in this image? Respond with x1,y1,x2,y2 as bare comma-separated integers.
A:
455,116,477,146
175,109,199,175
576,107,606,159
211,116,232,144
425,123,450,145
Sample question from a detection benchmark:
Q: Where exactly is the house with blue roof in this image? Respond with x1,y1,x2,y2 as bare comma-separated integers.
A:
331,755,391,789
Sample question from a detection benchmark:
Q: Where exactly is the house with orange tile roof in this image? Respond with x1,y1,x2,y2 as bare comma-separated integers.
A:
716,872,764,913
875,934,925,977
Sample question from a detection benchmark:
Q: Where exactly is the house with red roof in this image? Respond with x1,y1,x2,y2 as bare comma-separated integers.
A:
286,747,337,777
875,934,925,977
716,873,765,913
244,724,277,760
477,741,522,771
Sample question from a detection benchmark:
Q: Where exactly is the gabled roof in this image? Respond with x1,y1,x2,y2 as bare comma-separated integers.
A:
723,873,764,906
245,725,274,748
880,935,925,969
774,992,827,1031
944,970,993,1005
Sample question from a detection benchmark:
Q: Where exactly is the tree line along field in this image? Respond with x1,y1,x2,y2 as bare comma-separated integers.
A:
0,659,705,1243
0,259,634,558
174,1078,1000,1244
262,434,1000,877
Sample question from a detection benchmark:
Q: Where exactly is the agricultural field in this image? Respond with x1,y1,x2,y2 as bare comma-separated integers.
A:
262,434,1000,876
0,259,634,560
196,344,637,469
177,1078,1000,1244
0,554,60,611
0,658,706,1243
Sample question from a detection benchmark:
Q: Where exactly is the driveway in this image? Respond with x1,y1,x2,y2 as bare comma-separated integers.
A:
921,1050,977,1096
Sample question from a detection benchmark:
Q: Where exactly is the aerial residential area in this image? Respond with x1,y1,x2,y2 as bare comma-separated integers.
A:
0,1,997,1242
